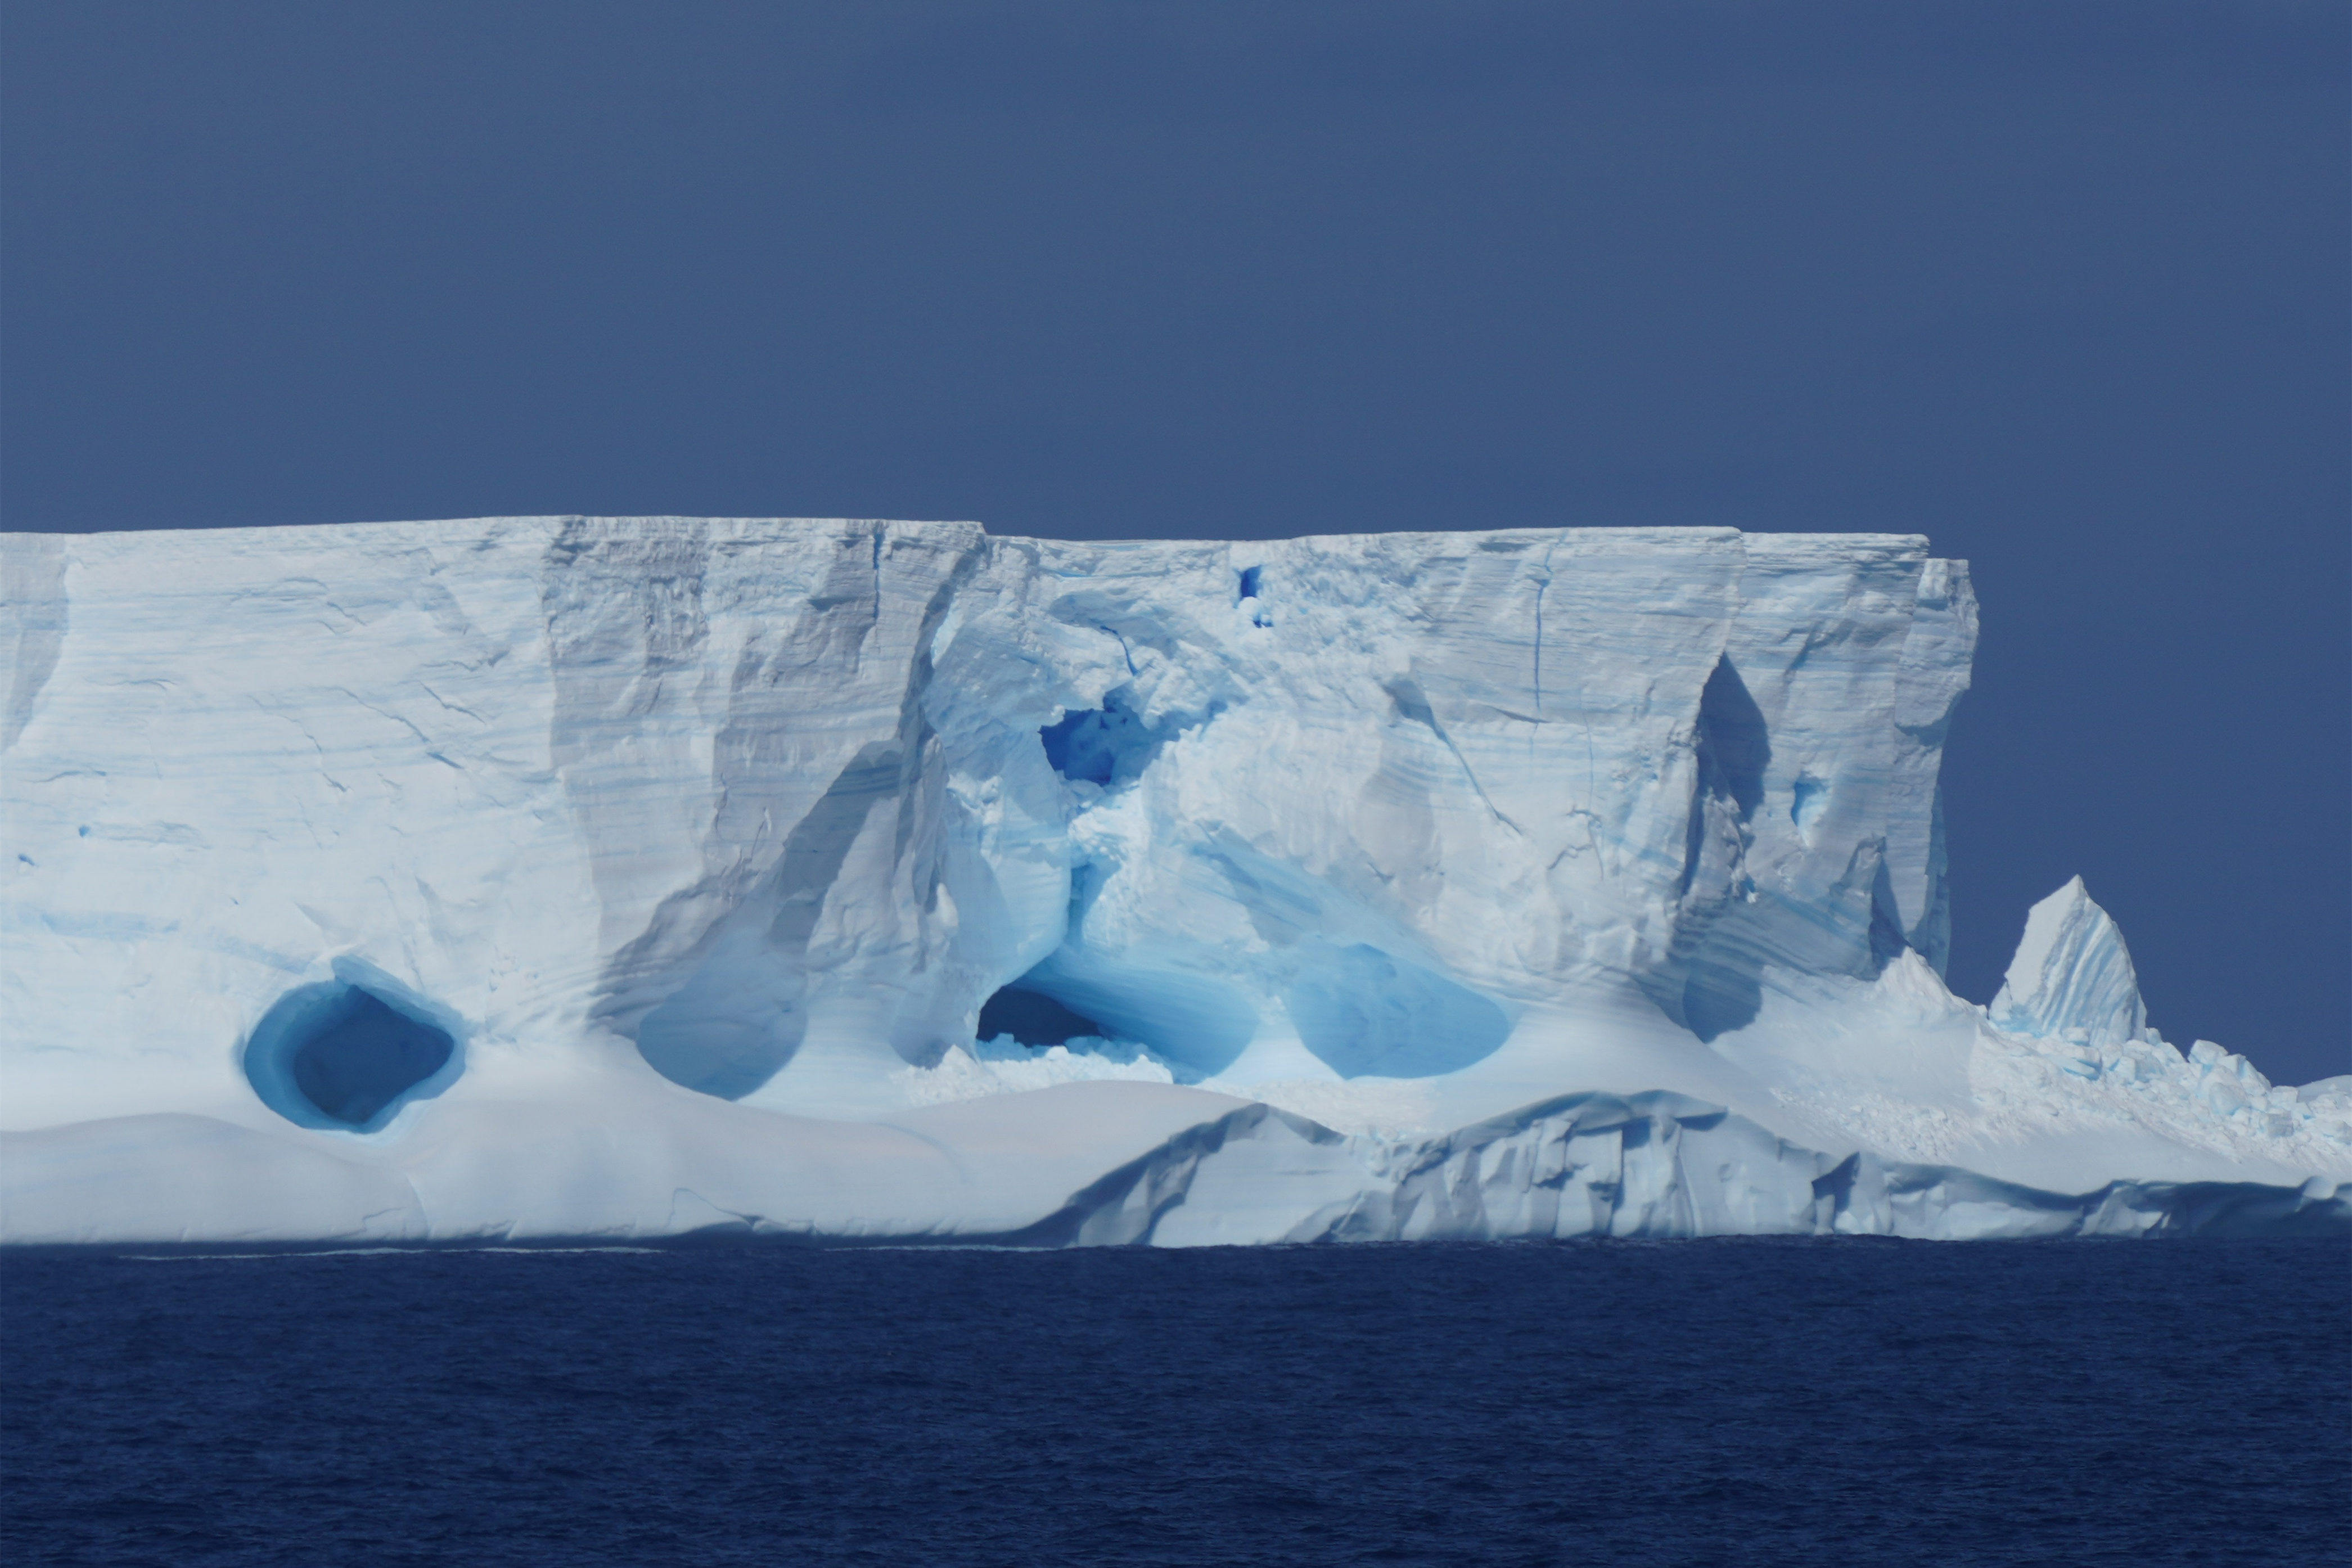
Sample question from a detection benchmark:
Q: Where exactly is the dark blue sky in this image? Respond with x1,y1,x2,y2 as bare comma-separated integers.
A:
5,3,2344,1082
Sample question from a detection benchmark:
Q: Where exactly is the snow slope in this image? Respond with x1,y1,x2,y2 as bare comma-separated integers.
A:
2,518,2342,1244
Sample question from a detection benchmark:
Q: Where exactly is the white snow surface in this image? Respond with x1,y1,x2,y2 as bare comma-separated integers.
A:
1,517,2343,1246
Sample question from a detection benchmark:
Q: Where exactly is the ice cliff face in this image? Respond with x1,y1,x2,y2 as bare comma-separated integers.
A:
1,518,2342,1245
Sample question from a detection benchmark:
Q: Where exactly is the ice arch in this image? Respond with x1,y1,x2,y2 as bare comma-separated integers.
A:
242,975,459,1132
1012,949,1260,1078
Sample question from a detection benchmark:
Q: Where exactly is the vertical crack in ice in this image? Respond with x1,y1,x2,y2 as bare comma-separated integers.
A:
2,534,67,753
1386,678,1520,834
1530,555,1551,721
1530,530,1569,728
1097,625,1140,677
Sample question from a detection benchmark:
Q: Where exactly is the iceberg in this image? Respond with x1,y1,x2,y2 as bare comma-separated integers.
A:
2,517,2342,1245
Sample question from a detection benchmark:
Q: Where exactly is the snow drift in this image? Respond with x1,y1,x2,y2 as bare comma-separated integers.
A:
2,517,2342,1245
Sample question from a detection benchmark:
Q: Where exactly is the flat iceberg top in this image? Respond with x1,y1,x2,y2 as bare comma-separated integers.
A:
2,513,1936,551
2,517,2341,1245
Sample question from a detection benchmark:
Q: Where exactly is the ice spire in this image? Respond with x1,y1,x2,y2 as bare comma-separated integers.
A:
1989,876,2148,1047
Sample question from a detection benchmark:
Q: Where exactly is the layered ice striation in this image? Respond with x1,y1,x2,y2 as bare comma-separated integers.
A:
1,518,2342,1246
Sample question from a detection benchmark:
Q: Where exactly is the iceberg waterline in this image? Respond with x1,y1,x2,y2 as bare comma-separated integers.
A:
1,517,2342,1245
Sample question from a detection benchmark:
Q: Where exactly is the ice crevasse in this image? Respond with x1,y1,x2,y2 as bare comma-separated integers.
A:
1,517,2344,1246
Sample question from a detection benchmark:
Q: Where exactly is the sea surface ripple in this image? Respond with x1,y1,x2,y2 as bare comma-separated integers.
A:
3,1238,2344,1566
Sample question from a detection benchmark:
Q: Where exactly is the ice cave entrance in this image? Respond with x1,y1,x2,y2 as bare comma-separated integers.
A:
242,980,457,1132
976,985,1109,1048
1039,692,1163,787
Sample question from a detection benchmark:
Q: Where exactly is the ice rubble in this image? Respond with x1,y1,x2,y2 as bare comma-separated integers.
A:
0,517,2342,1246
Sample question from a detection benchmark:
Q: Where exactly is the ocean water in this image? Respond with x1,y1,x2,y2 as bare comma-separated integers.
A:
3,1239,2344,1566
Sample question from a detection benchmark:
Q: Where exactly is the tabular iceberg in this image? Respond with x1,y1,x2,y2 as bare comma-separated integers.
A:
2,517,2343,1245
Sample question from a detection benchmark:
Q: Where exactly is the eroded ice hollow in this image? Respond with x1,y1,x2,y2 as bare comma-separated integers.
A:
1,518,2345,1245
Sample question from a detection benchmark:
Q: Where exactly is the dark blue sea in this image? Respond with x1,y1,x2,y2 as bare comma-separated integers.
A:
4,1240,2345,1566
